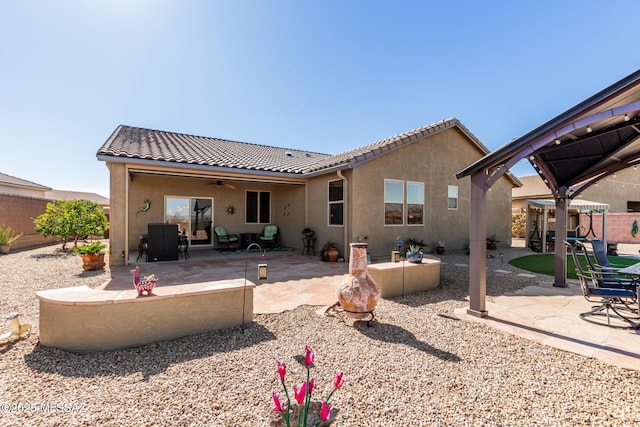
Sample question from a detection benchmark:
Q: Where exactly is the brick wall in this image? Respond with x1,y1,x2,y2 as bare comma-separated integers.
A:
579,212,640,244
0,193,58,250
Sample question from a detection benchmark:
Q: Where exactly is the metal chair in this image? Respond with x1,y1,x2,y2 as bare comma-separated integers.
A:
565,241,638,329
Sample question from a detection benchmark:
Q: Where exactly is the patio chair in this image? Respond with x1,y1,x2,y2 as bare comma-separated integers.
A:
588,238,631,279
565,241,638,329
214,226,239,249
576,241,636,290
259,224,278,249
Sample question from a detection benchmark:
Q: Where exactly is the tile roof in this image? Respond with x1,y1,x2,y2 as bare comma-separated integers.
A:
0,172,51,191
98,119,517,185
512,174,551,199
45,190,110,206
97,126,330,174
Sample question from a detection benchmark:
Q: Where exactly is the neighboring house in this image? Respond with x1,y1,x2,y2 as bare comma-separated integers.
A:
513,170,640,214
0,172,111,250
97,119,520,266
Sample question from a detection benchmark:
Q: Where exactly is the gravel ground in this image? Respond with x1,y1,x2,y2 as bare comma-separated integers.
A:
1,243,639,426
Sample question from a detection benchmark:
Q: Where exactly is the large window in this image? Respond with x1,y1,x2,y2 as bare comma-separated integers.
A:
384,179,404,225
406,181,424,225
448,185,458,210
246,191,271,223
165,197,213,246
328,180,344,226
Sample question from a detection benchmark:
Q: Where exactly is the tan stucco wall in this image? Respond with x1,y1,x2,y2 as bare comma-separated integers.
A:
37,284,254,353
307,128,514,258
367,256,441,298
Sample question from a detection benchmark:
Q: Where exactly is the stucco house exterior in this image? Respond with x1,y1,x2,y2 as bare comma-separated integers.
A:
97,118,519,266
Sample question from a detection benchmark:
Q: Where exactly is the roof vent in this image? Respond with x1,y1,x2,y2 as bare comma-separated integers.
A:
285,151,293,157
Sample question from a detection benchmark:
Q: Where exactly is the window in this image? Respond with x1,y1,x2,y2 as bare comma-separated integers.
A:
384,179,404,225
246,191,271,223
406,181,424,225
328,180,344,226
448,185,458,210
165,197,213,246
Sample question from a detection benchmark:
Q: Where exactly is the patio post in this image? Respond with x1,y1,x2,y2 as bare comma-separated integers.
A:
553,195,568,287
467,172,488,317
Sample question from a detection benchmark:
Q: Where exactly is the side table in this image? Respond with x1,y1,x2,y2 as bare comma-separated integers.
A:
302,237,316,255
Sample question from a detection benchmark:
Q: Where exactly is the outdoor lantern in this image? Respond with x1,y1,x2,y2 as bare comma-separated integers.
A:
391,250,401,263
258,263,268,280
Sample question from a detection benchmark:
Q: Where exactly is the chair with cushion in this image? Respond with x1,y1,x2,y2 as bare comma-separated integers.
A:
565,241,638,329
214,226,239,248
259,224,278,249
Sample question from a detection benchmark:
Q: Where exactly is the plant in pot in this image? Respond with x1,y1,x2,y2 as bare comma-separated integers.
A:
0,225,22,255
321,241,339,262
486,234,499,250
73,241,107,271
405,244,424,264
436,240,445,255
302,227,315,238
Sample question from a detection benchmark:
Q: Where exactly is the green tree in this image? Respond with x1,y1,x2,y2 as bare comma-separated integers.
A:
34,199,108,250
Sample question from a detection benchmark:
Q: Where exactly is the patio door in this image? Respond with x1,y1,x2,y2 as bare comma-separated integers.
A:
165,197,214,246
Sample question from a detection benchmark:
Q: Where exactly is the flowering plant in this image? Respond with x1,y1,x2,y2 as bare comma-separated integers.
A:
272,345,346,426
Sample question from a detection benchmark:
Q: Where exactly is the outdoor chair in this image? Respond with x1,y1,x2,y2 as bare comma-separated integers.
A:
565,241,638,329
576,240,635,290
589,239,628,277
259,224,278,249
214,226,239,248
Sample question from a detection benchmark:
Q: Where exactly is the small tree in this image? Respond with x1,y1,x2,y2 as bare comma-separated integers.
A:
34,199,108,250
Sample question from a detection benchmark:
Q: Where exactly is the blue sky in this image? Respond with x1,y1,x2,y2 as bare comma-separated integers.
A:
1,0,638,198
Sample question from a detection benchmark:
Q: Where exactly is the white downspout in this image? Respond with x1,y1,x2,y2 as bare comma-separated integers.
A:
337,170,348,259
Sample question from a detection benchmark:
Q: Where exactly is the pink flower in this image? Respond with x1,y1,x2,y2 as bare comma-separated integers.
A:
308,378,315,394
277,361,286,382
293,382,307,405
333,372,346,389
319,401,332,421
272,392,283,413
304,346,315,367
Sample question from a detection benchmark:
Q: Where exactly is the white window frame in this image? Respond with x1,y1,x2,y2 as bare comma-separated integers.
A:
384,179,405,226
406,181,424,226
448,185,458,210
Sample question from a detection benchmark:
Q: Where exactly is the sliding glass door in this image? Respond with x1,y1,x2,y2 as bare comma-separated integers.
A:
165,197,214,246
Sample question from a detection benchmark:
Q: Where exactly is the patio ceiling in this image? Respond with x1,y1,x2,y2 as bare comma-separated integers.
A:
457,69,640,198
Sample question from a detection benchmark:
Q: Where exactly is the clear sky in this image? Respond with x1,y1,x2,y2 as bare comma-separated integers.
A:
1,0,638,198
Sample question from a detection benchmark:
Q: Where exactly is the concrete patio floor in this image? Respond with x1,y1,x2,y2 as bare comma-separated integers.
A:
103,245,639,372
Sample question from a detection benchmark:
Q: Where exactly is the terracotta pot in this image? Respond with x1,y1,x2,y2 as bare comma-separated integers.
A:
0,244,11,255
81,253,105,271
327,247,339,262
436,246,445,255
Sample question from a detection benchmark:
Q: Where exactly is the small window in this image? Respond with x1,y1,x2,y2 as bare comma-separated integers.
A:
407,181,424,225
246,191,271,223
328,180,344,226
384,179,404,225
448,185,458,210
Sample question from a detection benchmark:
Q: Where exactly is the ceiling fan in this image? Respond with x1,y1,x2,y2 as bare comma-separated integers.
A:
207,180,236,190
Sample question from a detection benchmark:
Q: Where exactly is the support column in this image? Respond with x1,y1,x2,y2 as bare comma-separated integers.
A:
553,196,568,287
467,172,488,317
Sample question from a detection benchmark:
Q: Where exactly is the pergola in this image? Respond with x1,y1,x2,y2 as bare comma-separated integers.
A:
456,69,640,318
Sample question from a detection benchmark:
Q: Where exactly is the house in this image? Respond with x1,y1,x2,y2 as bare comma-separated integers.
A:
0,172,111,249
97,118,519,266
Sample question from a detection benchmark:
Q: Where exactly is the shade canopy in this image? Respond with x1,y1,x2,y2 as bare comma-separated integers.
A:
526,199,609,213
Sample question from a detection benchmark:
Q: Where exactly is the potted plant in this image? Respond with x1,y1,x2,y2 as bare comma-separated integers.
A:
486,234,499,250
302,227,315,238
436,240,445,255
321,241,339,262
0,225,22,255
405,244,424,264
73,241,107,271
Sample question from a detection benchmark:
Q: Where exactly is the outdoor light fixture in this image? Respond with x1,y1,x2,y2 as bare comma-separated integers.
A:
555,139,561,145
529,155,535,160
634,165,638,171
624,114,630,122
242,243,267,329
586,126,592,133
